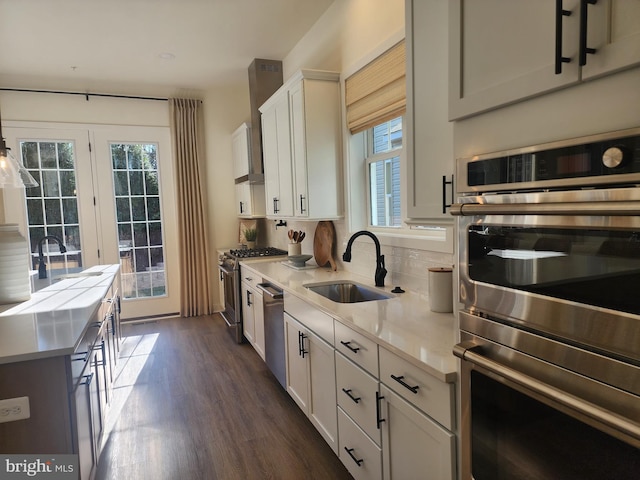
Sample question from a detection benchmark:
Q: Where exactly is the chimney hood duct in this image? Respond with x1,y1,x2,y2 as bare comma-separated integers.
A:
241,58,283,184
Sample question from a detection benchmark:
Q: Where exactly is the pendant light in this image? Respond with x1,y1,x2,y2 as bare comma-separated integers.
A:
0,106,38,188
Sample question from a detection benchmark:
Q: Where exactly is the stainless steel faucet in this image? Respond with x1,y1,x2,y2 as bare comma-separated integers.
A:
342,230,387,287
37,235,67,279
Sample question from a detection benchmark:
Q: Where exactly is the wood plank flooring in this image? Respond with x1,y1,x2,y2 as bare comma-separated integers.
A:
95,314,353,480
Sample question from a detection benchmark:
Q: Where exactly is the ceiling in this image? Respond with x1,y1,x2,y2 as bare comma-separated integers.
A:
0,0,335,97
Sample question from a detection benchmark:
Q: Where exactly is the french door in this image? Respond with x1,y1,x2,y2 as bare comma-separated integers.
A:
3,124,180,319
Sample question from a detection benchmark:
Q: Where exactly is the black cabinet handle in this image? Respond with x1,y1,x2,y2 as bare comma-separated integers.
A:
297,331,308,358
344,447,364,467
273,197,279,214
340,340,360,353
579,0,598,66
376,391,385,429
300,333,308,358
80,372,94,386
246,290,252,307
555,0,572,74
299,194,306,213
442,175,454,214
390,374,420,394
342,388,361,404
239,201,244,214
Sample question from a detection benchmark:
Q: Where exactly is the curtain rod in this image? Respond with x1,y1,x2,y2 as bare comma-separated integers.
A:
0,87,168,102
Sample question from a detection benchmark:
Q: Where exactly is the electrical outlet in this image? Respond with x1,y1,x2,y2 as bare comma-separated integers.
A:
0,397,30,423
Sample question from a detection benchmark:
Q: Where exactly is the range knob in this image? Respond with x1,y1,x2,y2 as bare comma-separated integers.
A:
602,146,626,168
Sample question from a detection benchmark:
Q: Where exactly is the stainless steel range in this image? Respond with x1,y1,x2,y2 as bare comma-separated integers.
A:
218,247,287,343
452,127,640,479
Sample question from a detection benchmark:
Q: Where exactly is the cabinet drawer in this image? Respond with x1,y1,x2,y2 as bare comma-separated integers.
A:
338,408,382,480
284,292,334,345
240,265,262,290
379,347,454,430
336,352,381,445
334,321,378,376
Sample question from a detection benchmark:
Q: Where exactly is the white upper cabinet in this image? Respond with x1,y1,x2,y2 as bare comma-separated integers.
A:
261,92,294,217
405,0,455,222
232,123,251,180
260,70,342,220
582,0,640,80
232,123,266,218
449,0,640,120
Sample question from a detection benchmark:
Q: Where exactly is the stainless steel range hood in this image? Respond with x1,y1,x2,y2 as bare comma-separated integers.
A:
240,59,283,184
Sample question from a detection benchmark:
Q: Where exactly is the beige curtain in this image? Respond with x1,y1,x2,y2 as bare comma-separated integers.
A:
169,98,213,317
345,40,406,134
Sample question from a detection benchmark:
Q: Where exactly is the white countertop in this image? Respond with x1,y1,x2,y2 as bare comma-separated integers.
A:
0,264,120,364
241,260,458,383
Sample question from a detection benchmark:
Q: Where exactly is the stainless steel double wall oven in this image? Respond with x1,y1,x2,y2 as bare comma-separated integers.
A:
452,127,640,479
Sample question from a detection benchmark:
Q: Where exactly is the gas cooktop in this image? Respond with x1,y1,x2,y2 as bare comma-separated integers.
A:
227,247,287,258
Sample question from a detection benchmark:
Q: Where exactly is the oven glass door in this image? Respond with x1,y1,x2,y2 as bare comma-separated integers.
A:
467,224,640,314
219,262,237,326
468,369,639,480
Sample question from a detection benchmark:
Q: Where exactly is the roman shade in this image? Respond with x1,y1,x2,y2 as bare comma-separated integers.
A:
345,40,406,134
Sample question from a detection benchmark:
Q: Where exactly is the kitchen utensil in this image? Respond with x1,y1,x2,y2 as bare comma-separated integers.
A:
313,221,337,270
298,232,305,243
292,231,299,243
288,230,294,242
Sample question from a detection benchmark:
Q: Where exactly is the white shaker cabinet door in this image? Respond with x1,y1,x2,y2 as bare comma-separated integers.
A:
380,385,456,480
449,0,580,120
261,93,294,217
581,0,640,80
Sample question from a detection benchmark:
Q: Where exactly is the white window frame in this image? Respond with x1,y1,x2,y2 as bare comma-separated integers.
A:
341,32,452,254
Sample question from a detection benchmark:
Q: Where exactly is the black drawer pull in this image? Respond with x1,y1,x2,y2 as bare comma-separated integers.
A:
376,391,385,428
344,447,364,467
342,388,361,404
340,340,360,353
390,374,420,394
555,0,572,74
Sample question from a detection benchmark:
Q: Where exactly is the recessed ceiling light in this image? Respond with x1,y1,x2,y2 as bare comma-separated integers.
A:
158,53,176,60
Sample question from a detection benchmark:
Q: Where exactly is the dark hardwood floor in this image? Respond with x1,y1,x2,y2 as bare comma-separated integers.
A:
96,314,353,480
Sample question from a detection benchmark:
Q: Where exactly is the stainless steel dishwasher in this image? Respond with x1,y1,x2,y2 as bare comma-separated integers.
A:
257,282,285,388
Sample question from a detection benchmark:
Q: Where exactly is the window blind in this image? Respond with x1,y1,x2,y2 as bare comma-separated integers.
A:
345,40,406,134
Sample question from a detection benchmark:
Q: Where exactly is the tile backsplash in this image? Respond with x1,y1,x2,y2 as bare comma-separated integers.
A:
260,218,454,297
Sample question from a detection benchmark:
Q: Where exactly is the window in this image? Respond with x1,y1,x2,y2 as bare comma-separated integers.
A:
367,117,402,228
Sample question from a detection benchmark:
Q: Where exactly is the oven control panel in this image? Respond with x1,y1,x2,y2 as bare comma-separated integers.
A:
457,127,640,193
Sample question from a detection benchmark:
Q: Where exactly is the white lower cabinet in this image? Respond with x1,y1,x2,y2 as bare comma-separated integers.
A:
284,311,338,452
241,266,265,359
338,408,382,480
380,385,455,480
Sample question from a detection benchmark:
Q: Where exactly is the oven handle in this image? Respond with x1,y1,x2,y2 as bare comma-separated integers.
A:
218,263,235,275
453,341,640,441
450,201,640,216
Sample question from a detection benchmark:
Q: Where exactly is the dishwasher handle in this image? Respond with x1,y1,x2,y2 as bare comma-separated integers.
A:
257,283,283,300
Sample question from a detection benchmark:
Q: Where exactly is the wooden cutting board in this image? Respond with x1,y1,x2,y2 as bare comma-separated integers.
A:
313,221,337,270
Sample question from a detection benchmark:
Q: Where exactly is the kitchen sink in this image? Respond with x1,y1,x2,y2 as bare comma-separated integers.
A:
304,281,392,303
55,271,104,280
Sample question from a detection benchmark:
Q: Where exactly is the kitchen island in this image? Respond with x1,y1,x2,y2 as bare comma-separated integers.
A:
0,264,121,480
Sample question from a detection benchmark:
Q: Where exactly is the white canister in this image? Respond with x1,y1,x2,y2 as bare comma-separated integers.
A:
0,224,32,304
428,267,453,313
288,243,302,256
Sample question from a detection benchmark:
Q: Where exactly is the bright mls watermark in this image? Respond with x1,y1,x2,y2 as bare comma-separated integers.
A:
0,455,77,480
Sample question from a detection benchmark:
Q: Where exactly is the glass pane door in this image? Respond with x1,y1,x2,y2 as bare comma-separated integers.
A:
110,143,166,299
93,126,179,319
3,127,98,274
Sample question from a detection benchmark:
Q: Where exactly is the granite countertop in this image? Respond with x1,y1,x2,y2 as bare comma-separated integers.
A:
0,264,120,364
241,259,458,383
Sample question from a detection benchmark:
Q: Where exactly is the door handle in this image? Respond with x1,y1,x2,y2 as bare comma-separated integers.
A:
579,0,598,66
555,0,572,74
